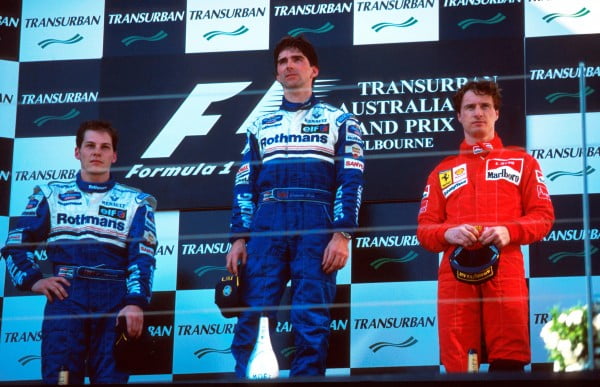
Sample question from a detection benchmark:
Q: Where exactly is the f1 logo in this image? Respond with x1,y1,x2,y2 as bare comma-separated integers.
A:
141,82,251,159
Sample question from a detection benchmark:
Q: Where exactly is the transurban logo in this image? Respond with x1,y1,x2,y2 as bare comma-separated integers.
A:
356,0,435,11
457,12,506,30
108,11,185,24
20,91,99,105
121,31,168,46
370,251,419,269
530,147,600,160
194,347,232,360
189,7,266,20
369,337,418,352
24,15,101,28
355,235,419,248
548,246,598,264
545,166,595,182
353,316,435,329
443,0,521,6
15,169,77,181
530,66,600,81
260,133,328,147
1,93,14,104
0,170,10,181
57,213,125,232
194,265,228,278
545,86,595,104
288,22,335,37
0,15,19,27
4,331,42,343
181,243,231,255
177,323,236,336
542,7,590,24
274,2,353,16
34,108,80,127
544,228,600,242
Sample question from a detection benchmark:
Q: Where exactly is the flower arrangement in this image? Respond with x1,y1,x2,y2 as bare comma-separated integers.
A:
540,304,600,372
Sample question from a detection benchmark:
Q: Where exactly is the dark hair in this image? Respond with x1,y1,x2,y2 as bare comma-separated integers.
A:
273,35,319,73
76,120,119,151
452,80,502,112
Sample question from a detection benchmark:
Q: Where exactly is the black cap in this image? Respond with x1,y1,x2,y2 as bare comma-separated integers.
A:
215,274,241,318
450,245,500,284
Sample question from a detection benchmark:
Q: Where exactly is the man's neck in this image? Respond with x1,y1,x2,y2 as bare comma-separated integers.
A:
284,88,313,103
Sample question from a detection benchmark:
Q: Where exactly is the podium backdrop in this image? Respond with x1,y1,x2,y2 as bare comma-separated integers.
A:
0,0,599,383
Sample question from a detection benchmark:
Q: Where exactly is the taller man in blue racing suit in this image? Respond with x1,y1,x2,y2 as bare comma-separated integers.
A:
1,121,157,384
226,35,364,377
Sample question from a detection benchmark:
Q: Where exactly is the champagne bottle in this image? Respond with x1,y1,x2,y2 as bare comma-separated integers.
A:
467,348,478,373
246,315,279,379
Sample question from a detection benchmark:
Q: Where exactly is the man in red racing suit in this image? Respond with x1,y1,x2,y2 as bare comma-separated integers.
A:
417,80,554,372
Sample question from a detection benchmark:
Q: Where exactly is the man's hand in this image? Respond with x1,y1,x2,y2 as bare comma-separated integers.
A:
226,238,247,276
444,224,481,248
322,232,350,274
117,305,144,339
478,226,510,248
31,276,70,302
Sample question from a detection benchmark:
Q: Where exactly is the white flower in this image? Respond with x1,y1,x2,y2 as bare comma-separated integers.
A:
540,321,552,340
593,313,600,332
557,339,573,360
566,309,584,327
565,361,585,372
558,313,568,324
573,342,584,358
553,360,561,372
544,331,560,350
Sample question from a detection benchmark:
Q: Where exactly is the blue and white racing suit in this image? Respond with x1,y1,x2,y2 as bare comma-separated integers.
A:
1,173,157,384
229,95,364,376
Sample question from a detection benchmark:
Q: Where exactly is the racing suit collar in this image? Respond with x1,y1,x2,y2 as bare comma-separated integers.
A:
460,135,503,157
280,94,318,112
76,171,116,193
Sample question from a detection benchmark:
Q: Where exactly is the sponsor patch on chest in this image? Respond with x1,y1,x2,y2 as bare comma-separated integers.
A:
439,163,468,198
301,123,329,134
486,158,523,185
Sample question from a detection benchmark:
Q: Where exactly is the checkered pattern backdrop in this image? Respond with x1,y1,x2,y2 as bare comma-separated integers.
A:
1,0,599,383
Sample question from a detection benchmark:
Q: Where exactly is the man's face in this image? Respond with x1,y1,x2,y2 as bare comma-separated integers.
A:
74,129,117,182
456,90,499,143
275,47,318,91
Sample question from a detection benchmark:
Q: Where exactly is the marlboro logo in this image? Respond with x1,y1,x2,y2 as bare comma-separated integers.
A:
486,158,523,185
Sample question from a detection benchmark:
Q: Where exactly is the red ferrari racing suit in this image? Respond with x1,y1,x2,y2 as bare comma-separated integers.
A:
417,135,554,372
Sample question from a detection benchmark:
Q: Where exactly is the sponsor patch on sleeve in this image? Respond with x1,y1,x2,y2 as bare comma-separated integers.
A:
345,144,363,158
422,184,430,199
6,231,23,245
139,244,155,256
344,158,364,172
535,169,546,184
419,199,428,214
537,184,551,200
235,163,250,185
439,164,468,198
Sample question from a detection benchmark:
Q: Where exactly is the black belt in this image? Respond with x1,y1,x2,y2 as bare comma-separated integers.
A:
259,188,332,204
56,265,126,281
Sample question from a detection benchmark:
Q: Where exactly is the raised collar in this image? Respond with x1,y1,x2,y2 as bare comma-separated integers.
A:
280,94,318,112
76,172,116,193
459,135,504,157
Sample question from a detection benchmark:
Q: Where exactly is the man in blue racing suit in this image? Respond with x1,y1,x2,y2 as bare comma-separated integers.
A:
1,120,157,384
226,35,364,377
